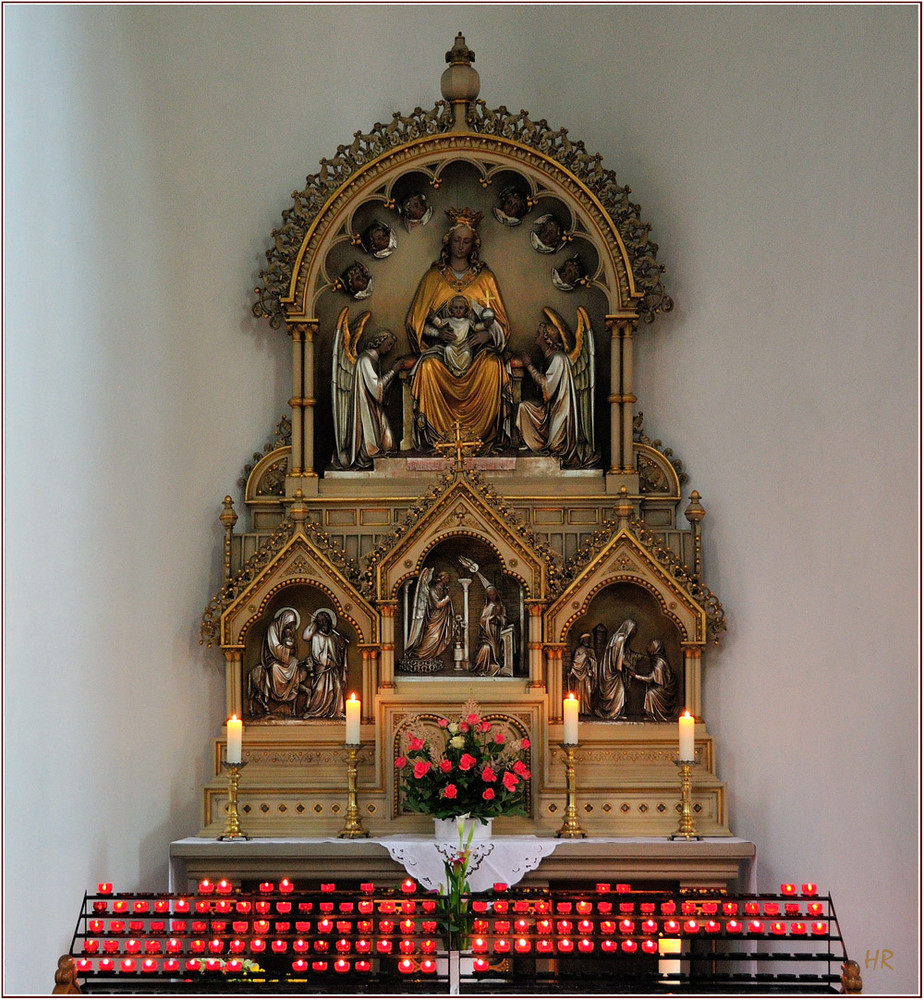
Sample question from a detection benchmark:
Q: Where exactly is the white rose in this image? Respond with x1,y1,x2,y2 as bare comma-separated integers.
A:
449,735,465,749
448,723,459,734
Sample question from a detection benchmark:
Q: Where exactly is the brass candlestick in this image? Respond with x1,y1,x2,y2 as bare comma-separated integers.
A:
555,743,586,839
218,761,251,841
338,743,369,839
669,759,702,841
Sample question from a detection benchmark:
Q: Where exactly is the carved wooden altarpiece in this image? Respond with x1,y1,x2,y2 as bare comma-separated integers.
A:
198,35,730,839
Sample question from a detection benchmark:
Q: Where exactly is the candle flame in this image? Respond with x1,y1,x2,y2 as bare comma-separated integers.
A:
348,692,358,702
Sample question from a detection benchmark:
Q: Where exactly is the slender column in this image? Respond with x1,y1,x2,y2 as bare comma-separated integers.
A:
683,647,703,719
526,602,545,689
545,645,566,722
378,604,397,689
225,651,243,719
288,323,305,475
458,578,472,665
301,322,318,477
399,373,414,452
358,646,378,719
606,316,639,475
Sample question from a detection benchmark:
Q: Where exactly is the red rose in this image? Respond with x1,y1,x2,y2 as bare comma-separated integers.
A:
438,718,449,728
482,788,495,800
459,721,470,733
466,713,479,725
513,760,529,776
408,736,424,751
520,738,530,750
442,784,458,799
502,771,519,791
459,754,477,771
481,766,497,782
413,761,431,779
438,758,452,773
494,732,505,745
394,756,407,768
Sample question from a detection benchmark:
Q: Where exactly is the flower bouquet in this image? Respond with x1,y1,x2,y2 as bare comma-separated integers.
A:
395,705,531,821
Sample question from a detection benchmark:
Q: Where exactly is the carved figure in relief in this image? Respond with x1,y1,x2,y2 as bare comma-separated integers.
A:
301,609,349,719
399,190,433,231
251,607,303,717
630,638,678,722
568,633,597,715
360,219,397,258
530,213,567,253
517,308,597,468
405,208,513,451
338,260,374,299
426,295,491,378
593,618,639,720
405,567,456,660
493,184,530,226
472,585,508,677
331,308,401,469
552,254,587,291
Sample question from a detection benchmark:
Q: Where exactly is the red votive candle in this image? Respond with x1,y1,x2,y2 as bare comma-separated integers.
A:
258,881,274,893
398,958,415,974
420,958,437,974
557,938,574,952
144,940,161,954
807,902,824,916
601,938,617,953
103,940,119,954
556,919,572,933
801,883,818,896
764,902,780,916
292,959,308,974
579,938,595,953
249,939,265,953
83,940,100,954
596,882,611,893
515,938,531,953
76,959,93,973
398,939,415,955
811,922,828,935
616,883,631,893
313,940,328,953
642,919,658,935
493,882,507,893
660,901,676,915
791,922,807,935
216,879,233,895
400,879,416,894
215,900,232,914
421,939,437,954
471,937,488,954
493,900,509,913
97,883,113,895
664,919,681,934
120,959,136,973
109,920,126,933
621,939,637,953
620,919,635,934
597,901,613,914
311,961,328,972
355,939,371,953
473,958,490,972
174,899,190,913
334,959,350,973
726,919,742,933
722,902,738,915
355,959,371,973
197,879,213,895
125,939,141,954
112,901,128,913
748,920,765,934
99,958,115,972
163,958,180,973
321,882,335,893
684,919,700,934
536,939,553,953
360,882,375,894
785,903,800,915
576,900,593,915
184,959,200,972
642,939,658,954
578,918,594,934
376,940,392,954
705,920,721,934
771,921,786,935
142,959,158,973
279,878,294,894
781,883,796,895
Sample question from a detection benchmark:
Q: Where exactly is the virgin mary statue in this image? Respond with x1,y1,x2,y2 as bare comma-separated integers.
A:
405,208,513,451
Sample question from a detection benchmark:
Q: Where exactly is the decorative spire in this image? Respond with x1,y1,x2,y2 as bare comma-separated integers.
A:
440,33,479,131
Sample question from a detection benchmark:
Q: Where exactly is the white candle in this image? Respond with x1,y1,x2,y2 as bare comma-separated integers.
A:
346,693,361,744
658,937,682,979
563,693,579,745
226,715,243,764
678,710,694,761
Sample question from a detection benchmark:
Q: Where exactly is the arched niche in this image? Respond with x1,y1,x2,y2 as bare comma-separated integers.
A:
563,580,684,721
240,584,363,722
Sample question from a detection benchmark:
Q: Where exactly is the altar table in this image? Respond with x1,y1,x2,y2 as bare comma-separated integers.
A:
169,836,756,894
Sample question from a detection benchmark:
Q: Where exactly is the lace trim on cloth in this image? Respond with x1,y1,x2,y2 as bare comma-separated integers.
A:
381,837,559,891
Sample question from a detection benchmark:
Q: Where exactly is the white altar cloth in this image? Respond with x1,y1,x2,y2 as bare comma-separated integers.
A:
169,836,756,894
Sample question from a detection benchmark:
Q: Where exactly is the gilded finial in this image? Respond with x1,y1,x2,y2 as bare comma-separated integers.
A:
219,495,238,530
684,490,706,524
441,33,479,130
613,485,635,523
288,488,310,530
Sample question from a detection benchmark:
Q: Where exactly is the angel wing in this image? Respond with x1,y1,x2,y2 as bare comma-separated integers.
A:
331,307,371,465
570,306,596,452
405,566,434,654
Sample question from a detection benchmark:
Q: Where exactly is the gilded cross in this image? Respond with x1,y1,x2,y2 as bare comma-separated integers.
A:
434,420,482,471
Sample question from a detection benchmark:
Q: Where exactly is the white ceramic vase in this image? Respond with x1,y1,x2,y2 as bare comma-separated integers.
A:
433,813,493,842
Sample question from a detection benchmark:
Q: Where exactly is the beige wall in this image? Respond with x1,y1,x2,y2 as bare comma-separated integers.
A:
4,5,918,994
